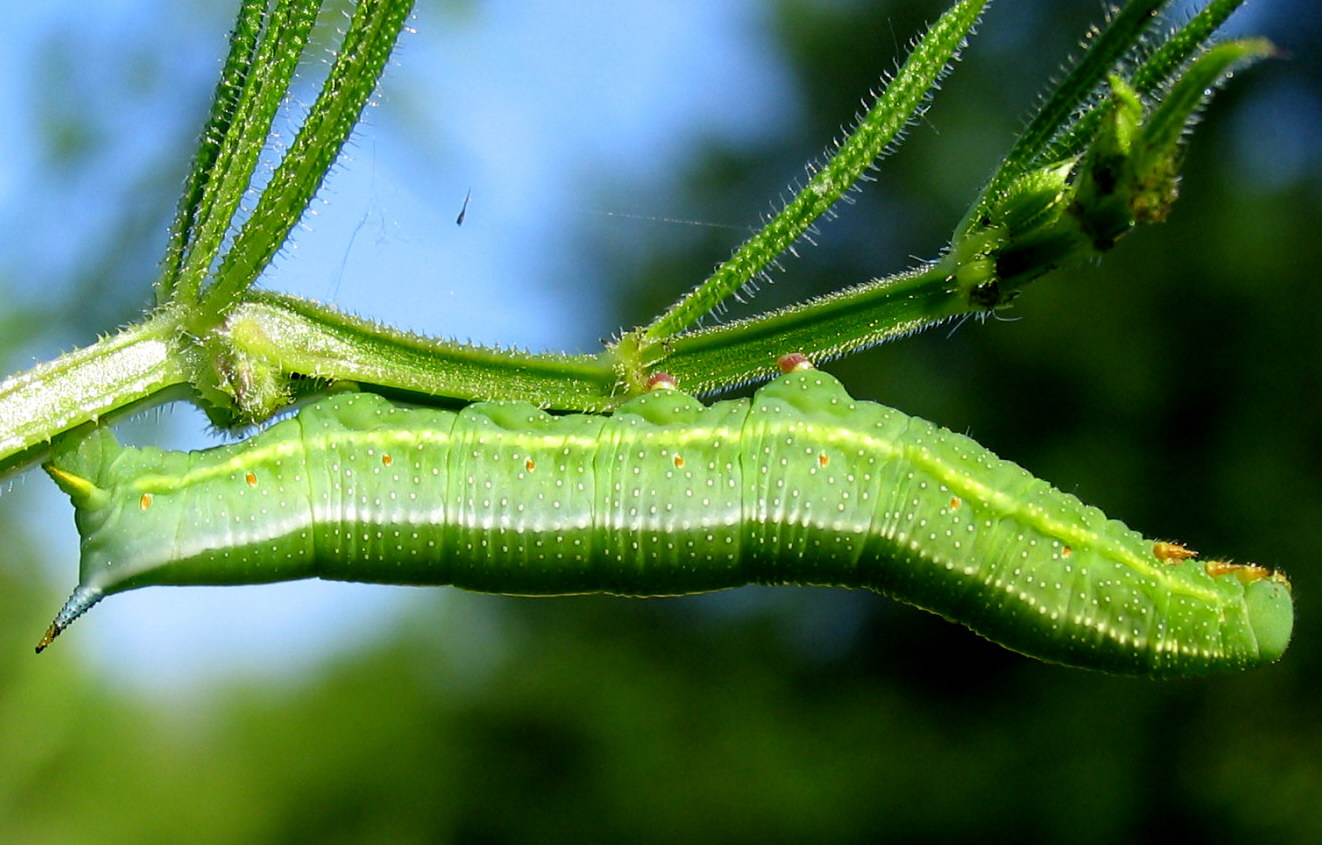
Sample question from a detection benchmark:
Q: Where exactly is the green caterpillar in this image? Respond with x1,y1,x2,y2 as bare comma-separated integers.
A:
40,359,1293,675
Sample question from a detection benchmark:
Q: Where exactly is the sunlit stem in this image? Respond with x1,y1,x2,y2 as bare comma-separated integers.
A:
196,0,415,322
626,259,968,396
1036,0,1253,167
223,293,623,414
0,312,191,478
165,0,324,307
641,0,988,343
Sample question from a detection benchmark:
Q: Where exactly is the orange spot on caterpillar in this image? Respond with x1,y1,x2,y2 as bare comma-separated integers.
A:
1205,560,1273,585
777,353,813,374
382,454,393,467
1153,541,1197,563
525,458,536,472
245,472,258,487
673,455,685,469
646,372,677,392
1241,564,1272,583
1204,560,1235,577
1062,546,1073,558
949,497,961,510
818,452,829,467
140,493,152,511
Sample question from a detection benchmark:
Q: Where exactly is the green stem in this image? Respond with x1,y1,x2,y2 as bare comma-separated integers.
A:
197,0,416,322
629,260,966,395
0,312,191,477
640,0,988,342
1036,0,1252,167
0,0,1264,478
169,0,324,307
1140,38,1275,158
156,0,268,306
226,293,623,411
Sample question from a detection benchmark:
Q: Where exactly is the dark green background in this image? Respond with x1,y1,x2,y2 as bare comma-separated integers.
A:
2,1,1318,841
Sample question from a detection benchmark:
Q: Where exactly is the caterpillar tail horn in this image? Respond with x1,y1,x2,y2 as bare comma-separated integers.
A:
37,586,105,654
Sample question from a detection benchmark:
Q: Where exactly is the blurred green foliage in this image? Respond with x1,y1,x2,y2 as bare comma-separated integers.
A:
2,0,1320,842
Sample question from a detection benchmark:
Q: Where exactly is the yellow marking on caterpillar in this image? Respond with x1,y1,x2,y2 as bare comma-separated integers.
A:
825,423,1222,606
43,464,110,510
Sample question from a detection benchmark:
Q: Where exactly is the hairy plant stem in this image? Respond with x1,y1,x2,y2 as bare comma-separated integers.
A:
0,311,191,476
0,0,1267,479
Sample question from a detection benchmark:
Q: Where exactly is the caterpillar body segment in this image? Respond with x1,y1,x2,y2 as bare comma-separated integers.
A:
41,370,1293,675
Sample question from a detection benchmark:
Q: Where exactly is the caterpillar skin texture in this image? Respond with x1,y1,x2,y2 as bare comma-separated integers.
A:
42,370,1292,675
